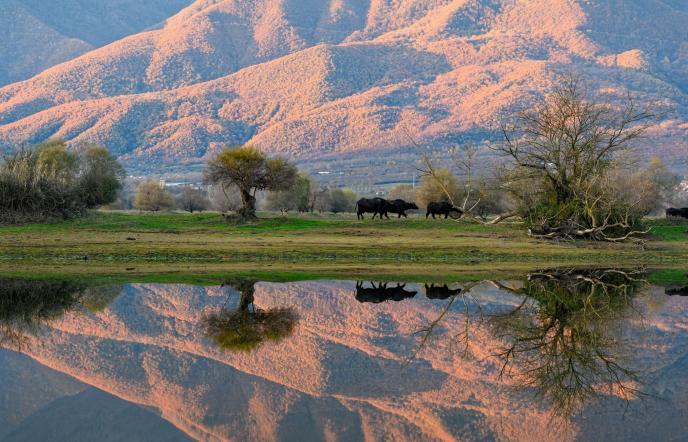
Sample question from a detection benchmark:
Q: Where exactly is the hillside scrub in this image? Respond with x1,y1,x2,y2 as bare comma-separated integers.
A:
0,140,124,224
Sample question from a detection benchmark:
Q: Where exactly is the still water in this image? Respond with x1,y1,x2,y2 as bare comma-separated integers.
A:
0,269,687,441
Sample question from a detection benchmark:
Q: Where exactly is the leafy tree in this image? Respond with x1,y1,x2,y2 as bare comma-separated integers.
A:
265,172,317,214
205,146,297,219
35,140,78,185
416,168,460,207
133,180,174,212
75,142,125,208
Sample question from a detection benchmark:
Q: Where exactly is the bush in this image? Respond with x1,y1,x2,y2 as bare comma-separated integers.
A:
387,184,417,203
416,169,460,207
133,180,175,212
264,172,316,214
0,140,124,224
314,187,358,213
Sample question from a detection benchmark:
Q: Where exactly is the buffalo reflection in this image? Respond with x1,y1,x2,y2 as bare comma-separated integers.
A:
355,282,417,303
424,283,462,300
665,286,688,296
204,278,298,353
490,268,648,417
0,278,122,350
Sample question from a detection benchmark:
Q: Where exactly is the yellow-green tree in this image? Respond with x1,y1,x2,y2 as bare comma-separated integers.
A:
416,168,460,207
133,180,174,212
205,146,297,218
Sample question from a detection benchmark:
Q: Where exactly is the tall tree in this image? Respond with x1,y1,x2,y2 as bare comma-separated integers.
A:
497,76,654,240
205,146,297,219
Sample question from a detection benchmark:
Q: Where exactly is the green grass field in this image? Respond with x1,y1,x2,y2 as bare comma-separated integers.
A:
1,211,687,282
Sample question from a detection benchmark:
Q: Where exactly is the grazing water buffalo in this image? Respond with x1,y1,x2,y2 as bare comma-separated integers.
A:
355,282,417,303
386,199,419,218
666,207,688,219
356,197,389,220
424,283,462,300
426,201,463,219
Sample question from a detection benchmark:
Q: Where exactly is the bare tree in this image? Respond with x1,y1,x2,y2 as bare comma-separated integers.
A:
176,186,209,213
419,154,518,224
495,76,655,240
207,184,243,213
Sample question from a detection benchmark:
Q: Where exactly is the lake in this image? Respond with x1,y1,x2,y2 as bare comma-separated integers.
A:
1,269,687,441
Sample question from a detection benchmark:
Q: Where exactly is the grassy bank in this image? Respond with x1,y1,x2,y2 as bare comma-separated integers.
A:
1,211,686,281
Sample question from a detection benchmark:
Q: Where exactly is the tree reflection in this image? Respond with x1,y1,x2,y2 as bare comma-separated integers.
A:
0,278,87,350
204,278,298,353
490,268,648,417
80,285,124,312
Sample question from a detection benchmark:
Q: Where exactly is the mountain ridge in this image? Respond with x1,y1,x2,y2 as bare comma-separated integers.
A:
0,0,686,172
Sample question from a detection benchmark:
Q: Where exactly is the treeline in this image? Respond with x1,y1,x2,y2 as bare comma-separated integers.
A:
116,174,360,215
0,140,123,224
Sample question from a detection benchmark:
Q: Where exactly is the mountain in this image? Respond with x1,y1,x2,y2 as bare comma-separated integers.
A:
0,0,193,86
0,0,686,172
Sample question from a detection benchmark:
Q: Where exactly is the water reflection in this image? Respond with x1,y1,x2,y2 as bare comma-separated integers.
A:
204,278,298,352
666,286,688,296
489,268,647,417
355,281,417,303
0,279,124,351
424,283,462,299
0,270,685,441
0,279,86,350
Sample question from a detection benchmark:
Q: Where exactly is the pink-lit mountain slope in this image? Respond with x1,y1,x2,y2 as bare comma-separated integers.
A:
0,0,193,86
0,0,686,170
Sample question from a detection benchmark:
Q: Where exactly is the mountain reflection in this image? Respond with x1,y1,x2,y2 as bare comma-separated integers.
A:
204,278,298,352
1,271,685,441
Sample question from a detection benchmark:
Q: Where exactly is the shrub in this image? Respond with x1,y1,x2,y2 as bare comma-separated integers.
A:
133,180,175,212
0,140,124,224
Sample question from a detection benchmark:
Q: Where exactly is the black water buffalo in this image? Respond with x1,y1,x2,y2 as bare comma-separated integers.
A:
355,282,417,303
386,199,419,218
666,286,688,296
424,283,462,299
426,201,463,219
356,198,389,220
666,208,688,219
